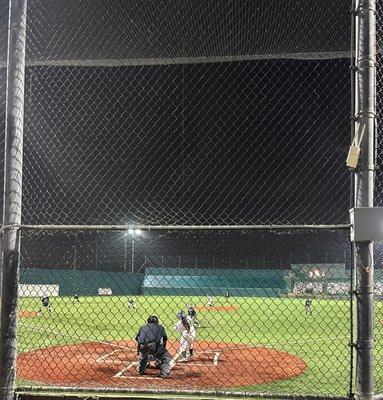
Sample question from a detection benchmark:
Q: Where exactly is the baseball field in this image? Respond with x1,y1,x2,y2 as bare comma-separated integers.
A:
15,295,383,397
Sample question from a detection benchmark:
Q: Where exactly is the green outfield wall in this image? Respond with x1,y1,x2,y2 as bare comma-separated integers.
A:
21,265,376,298
142,267,289,297
20,268,144,296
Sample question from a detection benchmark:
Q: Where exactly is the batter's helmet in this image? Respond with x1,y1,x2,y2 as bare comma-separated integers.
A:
147,315,159,324
177,311,186,320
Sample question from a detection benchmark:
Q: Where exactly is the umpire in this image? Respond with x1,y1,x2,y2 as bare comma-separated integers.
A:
135,316,171,378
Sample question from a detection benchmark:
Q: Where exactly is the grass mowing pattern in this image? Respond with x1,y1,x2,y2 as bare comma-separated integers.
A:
17,295,383,396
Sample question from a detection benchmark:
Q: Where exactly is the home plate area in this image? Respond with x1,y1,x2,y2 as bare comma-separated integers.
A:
17,339,306,389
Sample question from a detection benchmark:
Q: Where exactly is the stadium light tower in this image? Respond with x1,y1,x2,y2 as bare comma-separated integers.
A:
124,229,142,272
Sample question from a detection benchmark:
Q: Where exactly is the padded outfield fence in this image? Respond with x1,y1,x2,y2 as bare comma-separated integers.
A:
0,1,381,400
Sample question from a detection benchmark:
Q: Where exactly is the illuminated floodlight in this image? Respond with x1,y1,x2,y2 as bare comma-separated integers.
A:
135,229,142,235
128,228,134,235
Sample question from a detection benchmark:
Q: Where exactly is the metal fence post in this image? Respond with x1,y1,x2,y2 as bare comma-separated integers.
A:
0,1,27,399
354,0,376,399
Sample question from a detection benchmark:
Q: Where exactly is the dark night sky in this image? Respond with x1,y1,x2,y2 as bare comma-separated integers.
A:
18,58,351,226
0,0,353,227
1,0,379,271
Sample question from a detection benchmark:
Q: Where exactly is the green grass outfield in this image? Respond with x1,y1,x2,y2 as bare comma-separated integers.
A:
17,295,383,397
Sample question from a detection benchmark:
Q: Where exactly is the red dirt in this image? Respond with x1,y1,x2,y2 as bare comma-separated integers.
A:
17,339,306,390
18,310,38,318
194,305,239,311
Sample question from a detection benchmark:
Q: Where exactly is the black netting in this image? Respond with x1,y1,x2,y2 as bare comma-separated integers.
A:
22,59,350,225
10,0,351,65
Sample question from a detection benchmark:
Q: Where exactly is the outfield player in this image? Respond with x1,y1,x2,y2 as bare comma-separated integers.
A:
305,298,313,314
207,295,213,307
39,296,51,315
128,298,136,308
135,316,171,378
171,310,196,365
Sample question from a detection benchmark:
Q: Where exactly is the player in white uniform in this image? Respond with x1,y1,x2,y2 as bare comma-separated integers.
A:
128,298,136,308
207,295,213,307
170,311,196,366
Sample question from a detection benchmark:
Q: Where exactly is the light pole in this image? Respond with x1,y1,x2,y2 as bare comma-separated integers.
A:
123,232,128,271
124,229,142,273
73,247,77,270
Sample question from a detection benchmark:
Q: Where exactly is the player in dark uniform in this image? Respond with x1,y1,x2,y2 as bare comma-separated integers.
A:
39,296,51,315
135,316,171,378
74,294,80,301
305,298,313,314
187,305,199,326
225,291,230,299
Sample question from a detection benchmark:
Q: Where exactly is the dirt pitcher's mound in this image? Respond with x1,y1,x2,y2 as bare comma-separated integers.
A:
195,305,239,311
18,339,306,390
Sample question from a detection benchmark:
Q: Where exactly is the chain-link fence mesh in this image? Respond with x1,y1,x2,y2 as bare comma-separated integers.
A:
1,0,352,226
0,0,7,224
18,228,353,397
374,0,383,395
376,0,383,208
1,0,379,398
22,59,351,226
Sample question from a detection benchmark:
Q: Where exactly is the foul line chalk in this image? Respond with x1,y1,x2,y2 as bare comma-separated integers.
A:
96,349,121,363
113,361,138,378
213,351,220,366
121,375,158,380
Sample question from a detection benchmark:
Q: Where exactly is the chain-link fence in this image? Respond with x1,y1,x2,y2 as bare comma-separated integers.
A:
1,0,381,399
375,0,383,396
17,228,353,397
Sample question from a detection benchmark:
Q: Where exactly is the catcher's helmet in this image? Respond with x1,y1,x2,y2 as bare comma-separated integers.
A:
147,315,159,324
177,310,186,320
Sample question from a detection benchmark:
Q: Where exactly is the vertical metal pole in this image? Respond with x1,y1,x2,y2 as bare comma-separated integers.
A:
0,1,27,399
123,233,127,271
73,248,77,270
94,237,98,271
131,236,135,273
354,1,376,399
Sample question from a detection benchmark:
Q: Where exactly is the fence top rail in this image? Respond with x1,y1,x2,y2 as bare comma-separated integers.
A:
0,51,353,69
0,224,351,232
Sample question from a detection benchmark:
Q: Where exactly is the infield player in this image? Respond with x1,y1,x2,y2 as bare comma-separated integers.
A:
207,295,213,307
39,296,51,315
187,304,199,326
305,298,313,314
170,310,196,367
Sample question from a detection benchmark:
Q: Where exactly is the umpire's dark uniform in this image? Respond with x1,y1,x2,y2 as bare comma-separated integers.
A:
135,316,171,377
